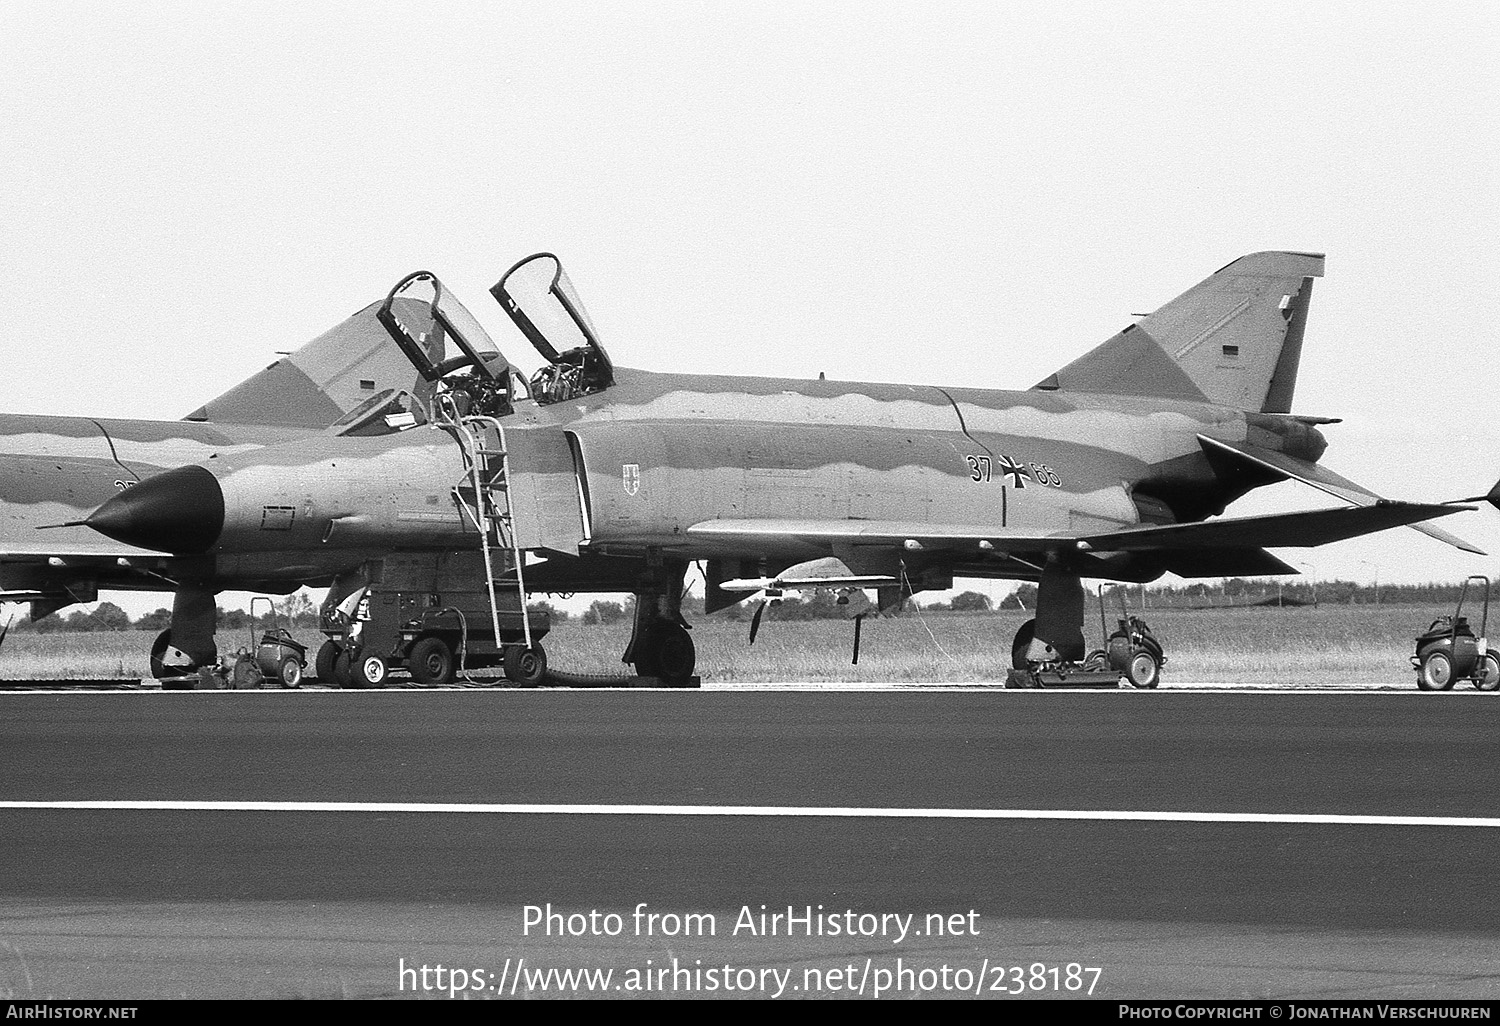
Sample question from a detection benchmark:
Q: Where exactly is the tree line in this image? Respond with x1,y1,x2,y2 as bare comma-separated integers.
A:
6,577,1496,634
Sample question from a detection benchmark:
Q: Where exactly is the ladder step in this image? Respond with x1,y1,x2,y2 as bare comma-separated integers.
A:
476,448,507,457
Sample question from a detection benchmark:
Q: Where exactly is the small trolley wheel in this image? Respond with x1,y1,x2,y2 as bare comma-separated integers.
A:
1418,649,1456,691
1082,649,1109,671
408,636,455,687
1125,649,1160,689
502,644,548,687
357,653,388,688
1475,649,1500,692
315,640,341,684
278,655,303,689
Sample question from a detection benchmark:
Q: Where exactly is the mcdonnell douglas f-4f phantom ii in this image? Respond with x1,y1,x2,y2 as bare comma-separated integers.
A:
76,250,1500,686
0,297,427,674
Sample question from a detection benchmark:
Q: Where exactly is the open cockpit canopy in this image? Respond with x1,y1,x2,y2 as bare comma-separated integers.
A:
377,271,525,418
492,253,614,405
378,271,512,382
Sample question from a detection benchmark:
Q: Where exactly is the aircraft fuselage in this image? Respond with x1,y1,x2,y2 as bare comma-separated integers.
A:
89,367,1325,592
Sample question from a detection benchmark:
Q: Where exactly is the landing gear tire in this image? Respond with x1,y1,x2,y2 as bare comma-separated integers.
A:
1477,650,1500,692
1011,620,1036,670
315,640,341,685
503,644,548,687
635,624,696,686
1418,650,1455,691
278,655,303,689
149,628,196,681
632,642,661,678
1125,650,1160,689
333,647,360,689
655,625,696,687
408,636,455,687
356,653,388,688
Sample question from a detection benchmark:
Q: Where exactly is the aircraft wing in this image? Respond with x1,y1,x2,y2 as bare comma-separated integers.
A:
0,539,175,610
686,500,1475,563
1198,434,1484,554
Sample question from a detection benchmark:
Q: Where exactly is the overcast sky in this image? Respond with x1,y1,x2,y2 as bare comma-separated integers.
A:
1,1,1496,608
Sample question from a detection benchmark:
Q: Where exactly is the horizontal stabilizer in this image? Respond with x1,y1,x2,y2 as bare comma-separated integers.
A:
1453,477,1500,511
1199,434,1485,554
1081,501,1469,553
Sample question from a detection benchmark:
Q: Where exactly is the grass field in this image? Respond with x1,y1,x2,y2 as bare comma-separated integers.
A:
0,603,1471,686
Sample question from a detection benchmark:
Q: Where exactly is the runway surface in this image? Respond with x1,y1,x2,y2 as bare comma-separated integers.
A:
3,689,1499,1000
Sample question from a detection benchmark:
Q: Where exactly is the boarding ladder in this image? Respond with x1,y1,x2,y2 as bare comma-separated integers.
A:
433,396,534,651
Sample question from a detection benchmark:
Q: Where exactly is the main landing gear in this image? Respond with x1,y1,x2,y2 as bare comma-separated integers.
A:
623,558,700,688
1005,570,1166,689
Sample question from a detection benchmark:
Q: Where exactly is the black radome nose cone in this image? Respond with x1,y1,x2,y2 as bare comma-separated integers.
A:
85,465,225,554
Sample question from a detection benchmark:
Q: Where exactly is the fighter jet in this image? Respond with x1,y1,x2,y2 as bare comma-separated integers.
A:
80,251,1497,685
0,297,425,673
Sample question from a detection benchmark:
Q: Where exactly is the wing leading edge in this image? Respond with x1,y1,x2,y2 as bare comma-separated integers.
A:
686,499,1474,569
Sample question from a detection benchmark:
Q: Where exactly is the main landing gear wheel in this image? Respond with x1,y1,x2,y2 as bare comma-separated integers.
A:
1477,650,1500,692
656,626,696,687
503,644,548,687
356,653,388,688
1418,650,1455,691
408,636,455,687
315,640,341,685
635,624,696,686
1125,650,1160,689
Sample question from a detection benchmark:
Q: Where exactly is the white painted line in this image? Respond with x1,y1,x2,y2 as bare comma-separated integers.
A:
1,800,1496,827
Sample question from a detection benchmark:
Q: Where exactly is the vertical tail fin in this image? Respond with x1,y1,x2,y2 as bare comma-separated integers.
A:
182,300,425,427
1035,251,1324,412
1143,250,1323,413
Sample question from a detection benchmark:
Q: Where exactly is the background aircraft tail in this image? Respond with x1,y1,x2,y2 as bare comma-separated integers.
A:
182,300,424,427
1035,251,1325,413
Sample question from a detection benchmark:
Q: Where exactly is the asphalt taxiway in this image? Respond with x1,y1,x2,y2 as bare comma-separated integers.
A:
3,688,1499,999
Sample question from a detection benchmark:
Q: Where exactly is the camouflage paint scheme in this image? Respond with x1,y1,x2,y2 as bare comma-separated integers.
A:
78,250,1490,677
0,299,428,615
